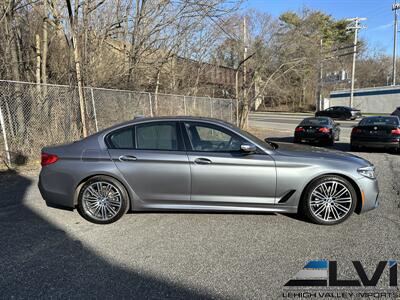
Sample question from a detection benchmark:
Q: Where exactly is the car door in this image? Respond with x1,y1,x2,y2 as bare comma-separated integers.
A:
182,121,276,205
322,107,333,117
328,107,338,118
107,121,190,202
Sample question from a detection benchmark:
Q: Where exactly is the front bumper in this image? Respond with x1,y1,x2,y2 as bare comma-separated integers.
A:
351,113,362,119
356,176,379,213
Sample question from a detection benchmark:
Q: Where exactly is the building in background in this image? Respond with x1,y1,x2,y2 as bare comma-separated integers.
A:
329,86,400,113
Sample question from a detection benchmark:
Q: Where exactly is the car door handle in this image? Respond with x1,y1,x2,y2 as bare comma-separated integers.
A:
194,158,212,165
119,155,137,162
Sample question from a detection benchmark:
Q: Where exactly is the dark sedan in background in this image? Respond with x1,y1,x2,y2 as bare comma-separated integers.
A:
316,106,362,120
294,117,340,146
391,107,400,117
351,116,400,151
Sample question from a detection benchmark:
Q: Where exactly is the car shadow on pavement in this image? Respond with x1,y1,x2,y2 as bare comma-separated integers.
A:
0,170,214,299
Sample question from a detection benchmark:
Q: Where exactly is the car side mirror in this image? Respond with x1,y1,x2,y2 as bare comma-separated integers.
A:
240,143,257,153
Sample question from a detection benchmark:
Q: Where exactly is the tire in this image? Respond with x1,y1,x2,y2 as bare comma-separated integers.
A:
326,138,334,146
335,133,340,141
300,175,357,225
77,175,129,224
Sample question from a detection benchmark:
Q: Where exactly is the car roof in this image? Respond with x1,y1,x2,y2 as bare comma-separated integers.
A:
303,116,331,120
97,116,234,134
361,115,398,119
359,115,400,123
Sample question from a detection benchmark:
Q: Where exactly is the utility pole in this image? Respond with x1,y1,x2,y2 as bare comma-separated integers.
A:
316,39,323,112
239,16,249,128
392,2,400,85
346,17,366,107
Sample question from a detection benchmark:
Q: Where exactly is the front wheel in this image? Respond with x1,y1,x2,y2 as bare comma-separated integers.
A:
301,176,357,225
77,176,129,224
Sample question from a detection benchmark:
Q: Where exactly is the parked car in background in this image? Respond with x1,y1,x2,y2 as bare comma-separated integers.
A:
351,116,400,151
39,116,378,225
315,106,362,120
391,106,400,117
294,117,340,146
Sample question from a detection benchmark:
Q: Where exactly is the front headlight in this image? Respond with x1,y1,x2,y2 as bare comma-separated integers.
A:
357,166,376,179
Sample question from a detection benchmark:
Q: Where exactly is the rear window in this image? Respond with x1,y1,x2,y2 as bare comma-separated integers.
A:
300,118,330,126
359,117,399,126
107,127,135,149
136,122,179,151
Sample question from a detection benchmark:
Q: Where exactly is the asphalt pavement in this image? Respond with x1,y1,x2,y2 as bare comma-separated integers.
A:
0,113,399,299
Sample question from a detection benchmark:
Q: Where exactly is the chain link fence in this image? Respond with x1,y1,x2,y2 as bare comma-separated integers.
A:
0,80,234,167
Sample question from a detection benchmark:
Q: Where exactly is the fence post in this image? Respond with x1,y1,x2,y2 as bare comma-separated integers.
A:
90,88,99,132
230,100,233,123
236,98,239,126
148,93,153,117
183,96,187,115
0,104,11,167
209,96,213,118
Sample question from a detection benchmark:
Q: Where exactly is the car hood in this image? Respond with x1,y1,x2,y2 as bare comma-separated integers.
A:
272,143,372,167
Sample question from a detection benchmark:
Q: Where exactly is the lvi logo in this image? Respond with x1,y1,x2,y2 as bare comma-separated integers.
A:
285,260,398,287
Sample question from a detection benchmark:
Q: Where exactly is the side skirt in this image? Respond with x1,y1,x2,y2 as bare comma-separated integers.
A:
134,201,298,214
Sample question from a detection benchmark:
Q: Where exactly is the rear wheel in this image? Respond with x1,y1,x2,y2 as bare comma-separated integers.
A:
77,175,129,224
301,176,357,225
350,142,358,151
326,137,334,146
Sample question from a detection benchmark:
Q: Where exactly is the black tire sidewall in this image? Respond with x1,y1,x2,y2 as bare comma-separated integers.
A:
77,175,129,224
302,175,357,225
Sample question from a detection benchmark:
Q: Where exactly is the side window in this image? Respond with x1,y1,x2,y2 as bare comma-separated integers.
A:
184,122,244,152
107,127,135,149
136,122,179,151
326,107,333,111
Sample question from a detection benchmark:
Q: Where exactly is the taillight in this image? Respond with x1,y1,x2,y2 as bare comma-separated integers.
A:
318,127,331,133
295,127,304,132
352,127,362,134
391,128,400,135
41,153,58,166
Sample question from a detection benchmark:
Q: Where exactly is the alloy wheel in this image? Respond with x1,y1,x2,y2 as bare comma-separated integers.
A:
81,181,122,221
309,180,352,222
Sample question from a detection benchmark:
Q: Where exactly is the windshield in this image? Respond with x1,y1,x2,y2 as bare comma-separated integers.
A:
226,123,276,150
359,117,399,126
300,118,330,126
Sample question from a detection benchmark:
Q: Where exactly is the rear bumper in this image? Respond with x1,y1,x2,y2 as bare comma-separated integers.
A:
356,177,379,213
38,169,75,209
351,138,400,148
294,133,332,142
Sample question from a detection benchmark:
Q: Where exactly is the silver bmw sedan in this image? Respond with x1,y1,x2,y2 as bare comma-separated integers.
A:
38,117,379,225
